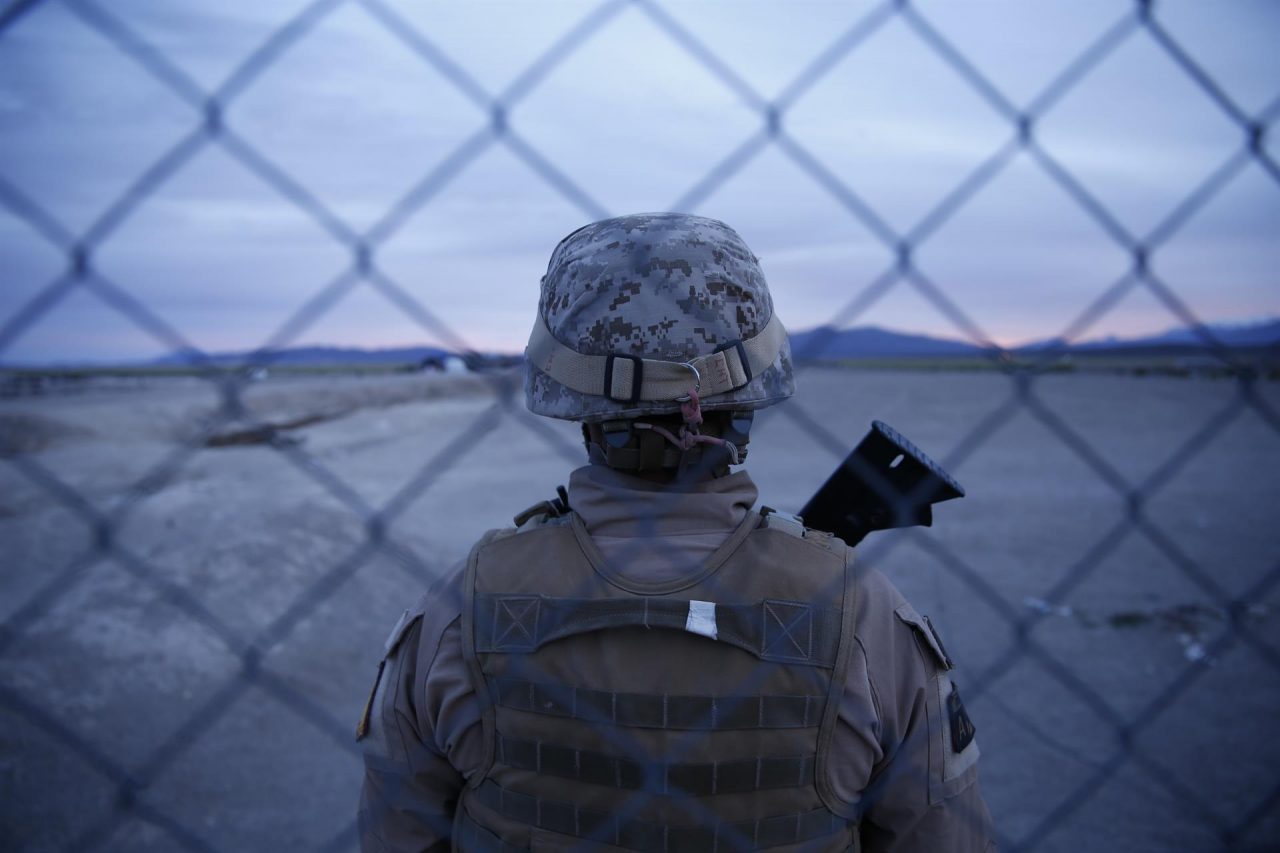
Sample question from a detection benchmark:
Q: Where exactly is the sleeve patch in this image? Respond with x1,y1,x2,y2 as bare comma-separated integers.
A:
948,683,977,753
894,604,981,802
935,672,980,789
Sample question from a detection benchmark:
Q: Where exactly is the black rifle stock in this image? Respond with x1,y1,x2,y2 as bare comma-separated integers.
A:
798,420,965,546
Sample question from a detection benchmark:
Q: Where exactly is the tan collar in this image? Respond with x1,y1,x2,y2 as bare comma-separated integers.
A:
568,464,758,535
566,464,759,584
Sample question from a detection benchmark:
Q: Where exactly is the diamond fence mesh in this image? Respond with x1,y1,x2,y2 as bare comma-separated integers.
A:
0,0,1278,851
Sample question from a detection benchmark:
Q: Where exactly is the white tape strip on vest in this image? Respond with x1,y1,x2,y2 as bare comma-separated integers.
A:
685,600,718,640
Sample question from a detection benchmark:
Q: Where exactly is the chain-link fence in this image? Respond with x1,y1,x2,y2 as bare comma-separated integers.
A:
1,0,1278,850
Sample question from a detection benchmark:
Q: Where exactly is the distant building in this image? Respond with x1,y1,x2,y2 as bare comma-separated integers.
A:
415,354,469,374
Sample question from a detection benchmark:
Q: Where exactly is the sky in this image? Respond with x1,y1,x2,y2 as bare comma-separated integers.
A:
0,0,1277,363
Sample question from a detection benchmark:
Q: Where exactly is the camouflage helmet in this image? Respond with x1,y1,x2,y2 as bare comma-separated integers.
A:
525,213,794,422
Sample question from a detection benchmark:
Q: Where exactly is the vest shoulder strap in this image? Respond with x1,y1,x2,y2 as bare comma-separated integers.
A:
512,507,573,534
761,507,848,555
475,594,843,668
512,485,572,532
760,507,805,537
816,543,861,822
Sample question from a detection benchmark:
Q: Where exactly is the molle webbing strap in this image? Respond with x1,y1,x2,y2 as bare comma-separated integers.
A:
474,780,847,853
476,595,841,668
526,313,787,403
457,808,526,853
494,677,823,730
496,734,815,796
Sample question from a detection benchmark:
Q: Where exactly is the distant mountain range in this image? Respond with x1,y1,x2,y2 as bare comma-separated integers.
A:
144,318,1279,367
152,345,455,367
1049,318,1280,352
791,318,1280,360
788,326,981,359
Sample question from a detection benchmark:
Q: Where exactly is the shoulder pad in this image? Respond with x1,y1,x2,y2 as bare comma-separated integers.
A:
761,507,845,553
381,605,424,658
512,505,574,534
512,499,558,525
473,526,518,548
761,508,806,538
512,485,572,532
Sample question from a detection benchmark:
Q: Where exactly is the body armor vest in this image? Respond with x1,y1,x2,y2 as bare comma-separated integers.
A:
456,508,860,853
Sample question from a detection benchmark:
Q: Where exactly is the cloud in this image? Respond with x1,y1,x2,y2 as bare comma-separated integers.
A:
0,0,1276,361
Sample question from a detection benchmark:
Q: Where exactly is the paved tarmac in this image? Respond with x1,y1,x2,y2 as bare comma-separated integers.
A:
1,367,1277,851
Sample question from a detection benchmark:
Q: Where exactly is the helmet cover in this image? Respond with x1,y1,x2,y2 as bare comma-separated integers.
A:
525,213,794,422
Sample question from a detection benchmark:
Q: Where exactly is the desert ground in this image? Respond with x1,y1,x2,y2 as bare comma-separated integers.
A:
1,366,1277,852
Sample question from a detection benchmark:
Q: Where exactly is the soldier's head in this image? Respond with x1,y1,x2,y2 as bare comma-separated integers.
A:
525,213,794,479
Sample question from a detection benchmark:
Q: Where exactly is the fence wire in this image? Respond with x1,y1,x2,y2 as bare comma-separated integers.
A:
0,0,1277,851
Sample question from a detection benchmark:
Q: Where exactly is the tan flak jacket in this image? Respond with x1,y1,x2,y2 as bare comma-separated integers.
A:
358,465,996,852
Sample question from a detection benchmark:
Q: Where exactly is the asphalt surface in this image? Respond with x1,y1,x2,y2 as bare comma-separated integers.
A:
1,367,1277,852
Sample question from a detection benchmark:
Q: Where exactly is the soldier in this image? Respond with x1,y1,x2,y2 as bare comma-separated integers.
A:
358,213,995,852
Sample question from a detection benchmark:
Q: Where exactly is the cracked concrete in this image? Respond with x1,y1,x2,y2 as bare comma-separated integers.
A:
1,368,1278,851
